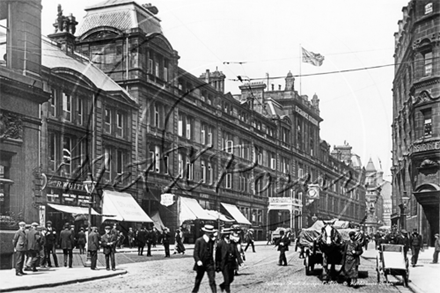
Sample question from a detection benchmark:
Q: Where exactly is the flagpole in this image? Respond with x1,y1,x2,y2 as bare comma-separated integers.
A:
299,44,302,96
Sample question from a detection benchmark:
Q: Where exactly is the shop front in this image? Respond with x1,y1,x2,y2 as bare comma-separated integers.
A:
45,176,95,232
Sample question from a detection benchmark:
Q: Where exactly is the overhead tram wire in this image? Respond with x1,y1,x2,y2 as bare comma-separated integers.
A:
226,56,440,82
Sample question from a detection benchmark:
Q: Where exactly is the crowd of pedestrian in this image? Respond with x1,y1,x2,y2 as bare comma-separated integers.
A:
12,219,185,277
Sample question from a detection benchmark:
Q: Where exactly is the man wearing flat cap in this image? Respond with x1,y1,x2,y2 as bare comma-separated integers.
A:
341,231,363,287
44,220,58,267
192,224,217,293
24,222,41,272
101,225,118,270
216,228,242,293
12,222,28,276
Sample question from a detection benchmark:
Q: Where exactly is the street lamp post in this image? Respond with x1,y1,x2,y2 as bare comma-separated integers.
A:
399,192,410,230
83,173,96,267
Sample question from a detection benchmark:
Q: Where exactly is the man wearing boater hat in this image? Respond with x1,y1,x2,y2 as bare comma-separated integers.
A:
216,228,242,293
192,224,217,293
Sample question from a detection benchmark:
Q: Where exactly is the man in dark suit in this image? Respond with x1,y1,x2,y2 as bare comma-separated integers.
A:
162,227,171,257
146,226,154,256
410,228,423,267
216,228,242,293
60,223,73,268
13,221,28,276
101,225,118,271
88,226,100,270
192,224,217,293
44,220,58,267
136,226,146,256
24,222,40,272
275,230,290,266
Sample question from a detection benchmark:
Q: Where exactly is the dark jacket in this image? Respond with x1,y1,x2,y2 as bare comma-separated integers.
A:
146,230,154,244
215,238,242,270
88,231,100,251
13,229,28,252
26,228,40,251
193,236,214,270
275,235,290,251
136,229,147,244
342,239,363,266
162,231,171,245
410,233,423,247
45,227,57,247
101,232,117,254
60,229,74,249
77,231,86,245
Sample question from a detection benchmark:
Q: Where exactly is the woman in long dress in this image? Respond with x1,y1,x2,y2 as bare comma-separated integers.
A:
174,228,185,254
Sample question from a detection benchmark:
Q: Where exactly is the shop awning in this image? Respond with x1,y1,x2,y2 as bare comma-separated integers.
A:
179,196,217,224
206,210,235,222
102,190,153,223
48,203,100,216
151,211,165,232
221,203,252,225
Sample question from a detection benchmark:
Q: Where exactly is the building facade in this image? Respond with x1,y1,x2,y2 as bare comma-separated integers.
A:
0,0,50,225
392,0,440,246
1,0,367,244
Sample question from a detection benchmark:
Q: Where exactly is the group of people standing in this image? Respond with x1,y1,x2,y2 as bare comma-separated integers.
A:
375,225,426,267
12,220,80,276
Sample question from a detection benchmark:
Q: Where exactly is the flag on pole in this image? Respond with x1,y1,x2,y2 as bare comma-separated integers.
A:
302,47,324,66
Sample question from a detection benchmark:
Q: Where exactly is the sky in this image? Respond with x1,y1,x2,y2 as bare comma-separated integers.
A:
41,0,410,178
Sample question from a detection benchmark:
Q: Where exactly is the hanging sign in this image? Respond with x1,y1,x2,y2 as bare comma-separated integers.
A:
160,193,175,207
306,184,320,199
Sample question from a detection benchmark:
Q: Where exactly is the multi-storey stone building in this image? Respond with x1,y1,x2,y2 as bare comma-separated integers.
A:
1,0,367,245
392,0,439,246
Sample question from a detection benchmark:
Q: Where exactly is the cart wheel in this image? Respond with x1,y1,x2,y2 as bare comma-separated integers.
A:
305,256,311,275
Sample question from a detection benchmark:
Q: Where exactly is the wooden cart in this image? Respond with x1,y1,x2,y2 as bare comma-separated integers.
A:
376,244,409,287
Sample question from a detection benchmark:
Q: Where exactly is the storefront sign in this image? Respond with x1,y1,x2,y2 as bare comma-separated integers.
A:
46,179,85,191
160,193,175,206
410,140,440,154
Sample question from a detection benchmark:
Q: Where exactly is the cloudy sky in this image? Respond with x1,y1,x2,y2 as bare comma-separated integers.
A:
41,0,410,178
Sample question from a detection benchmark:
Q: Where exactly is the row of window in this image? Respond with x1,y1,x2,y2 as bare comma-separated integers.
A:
49,89,87,125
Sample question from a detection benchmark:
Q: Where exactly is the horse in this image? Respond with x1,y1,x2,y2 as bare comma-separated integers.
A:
317,221,343,283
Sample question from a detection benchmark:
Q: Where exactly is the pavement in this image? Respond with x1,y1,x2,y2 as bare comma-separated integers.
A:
361,242,439,293
1,241,438,292
0,243,196,292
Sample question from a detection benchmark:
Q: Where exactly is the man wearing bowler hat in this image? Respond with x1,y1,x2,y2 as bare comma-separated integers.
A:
101,225,118,270
192,224,217,293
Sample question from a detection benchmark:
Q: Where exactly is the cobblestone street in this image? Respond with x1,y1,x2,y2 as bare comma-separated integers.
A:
21,244,409,293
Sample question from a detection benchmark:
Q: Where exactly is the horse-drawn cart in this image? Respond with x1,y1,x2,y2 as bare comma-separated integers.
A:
299,220,362,277
376,244,409,287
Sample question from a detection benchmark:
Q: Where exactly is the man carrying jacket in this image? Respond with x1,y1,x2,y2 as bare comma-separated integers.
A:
13,221,28,276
